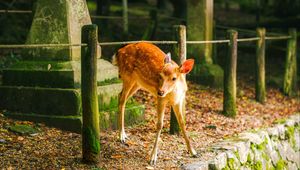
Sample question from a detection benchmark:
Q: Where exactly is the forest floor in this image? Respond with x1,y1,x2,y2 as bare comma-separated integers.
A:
0,75,299,169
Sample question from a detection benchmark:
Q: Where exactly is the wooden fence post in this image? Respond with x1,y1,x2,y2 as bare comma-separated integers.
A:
223,30,237,117
170,25,186,134
81,24,100,163
255,28,266,103
122,0,128,34
283,28,297,96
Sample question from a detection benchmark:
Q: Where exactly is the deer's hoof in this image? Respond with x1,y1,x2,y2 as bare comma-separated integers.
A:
119,132,128,143
149,157,157,165
190,148,199,158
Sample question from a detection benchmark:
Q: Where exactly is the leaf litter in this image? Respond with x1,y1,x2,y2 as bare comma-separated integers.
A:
0,80,299,169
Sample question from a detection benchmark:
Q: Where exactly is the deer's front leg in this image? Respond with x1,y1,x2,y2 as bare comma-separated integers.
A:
172,97,197,156
149,98,166,165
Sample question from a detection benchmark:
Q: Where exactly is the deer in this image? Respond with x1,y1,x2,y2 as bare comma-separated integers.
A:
112,42,197,165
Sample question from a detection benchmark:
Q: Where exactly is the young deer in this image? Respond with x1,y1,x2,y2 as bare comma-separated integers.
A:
113,42,197,165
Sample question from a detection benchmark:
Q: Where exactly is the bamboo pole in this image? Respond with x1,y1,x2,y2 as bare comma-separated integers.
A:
81,24,100,164
122,0,128,34
223,30,237,117
255,28,266,103
170,25,186,134
283,28,298,96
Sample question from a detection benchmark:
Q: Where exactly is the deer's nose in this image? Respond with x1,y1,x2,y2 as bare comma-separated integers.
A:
157,90,165,96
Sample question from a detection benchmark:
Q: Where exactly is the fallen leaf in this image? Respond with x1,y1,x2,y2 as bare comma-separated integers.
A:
111,155,123,159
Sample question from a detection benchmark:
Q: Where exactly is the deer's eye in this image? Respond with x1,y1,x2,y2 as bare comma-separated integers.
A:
172,77,177,81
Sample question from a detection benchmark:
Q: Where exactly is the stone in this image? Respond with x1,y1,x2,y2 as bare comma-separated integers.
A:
240,166,251,170
208,152,227,170
287,162,297,170
8,124,39,135
277,141,291,160
294,131,300,151
181,161,209,170
188,64,224,88
285,119,295,127
289,114,300,124
266,148,280,166
232,141,250,164
211,141,238,152
276,124,286,140
267,127,279,138
239,132,263,145
226,151,240,170
284,141,298,163
295,151,300,168
24,0,91,60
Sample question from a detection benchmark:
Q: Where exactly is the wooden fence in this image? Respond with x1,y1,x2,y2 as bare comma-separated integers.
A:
0,24,297,162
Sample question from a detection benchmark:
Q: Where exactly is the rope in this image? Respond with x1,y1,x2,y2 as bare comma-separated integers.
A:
237,37,260,42
0,10,32,13
186,40,230,44
0,35,291,49
0,43,87,49
265,36,291,40
99,40,177,46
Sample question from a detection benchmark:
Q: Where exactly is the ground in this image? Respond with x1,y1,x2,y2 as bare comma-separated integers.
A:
0,77,299,169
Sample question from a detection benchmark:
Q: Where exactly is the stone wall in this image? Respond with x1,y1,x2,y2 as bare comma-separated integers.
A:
182,114,300,170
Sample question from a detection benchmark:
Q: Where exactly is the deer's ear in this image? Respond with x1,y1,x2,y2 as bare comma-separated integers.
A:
180,59,194,74
164,52,171,64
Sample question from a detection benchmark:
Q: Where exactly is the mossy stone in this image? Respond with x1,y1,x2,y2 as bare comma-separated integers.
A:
8,124,39,135
23,0,91,60
188,63,224,88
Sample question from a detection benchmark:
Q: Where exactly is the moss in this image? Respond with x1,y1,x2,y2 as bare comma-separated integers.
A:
188,63,224,88
8,124,39,135
4,112,82,133
97,78,122,86
227,158,236,170
273,118,287,124
82,126,100,154
0,86,81,116
275,159,286,170
285,126,296,148
251,143,256,151
254,161,263,170
7,61,72,70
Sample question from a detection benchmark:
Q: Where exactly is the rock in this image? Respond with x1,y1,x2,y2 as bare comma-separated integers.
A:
295,151,300,168
267,127,279,138
238,132,263,145
181,161,209,170
287,162,297,170
8,124,39,135
208,152,227,170
294,131,300,151
284,119,295,127
226,151,240,170
232,141,250,164
276,124,286,140
289,114,300,124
